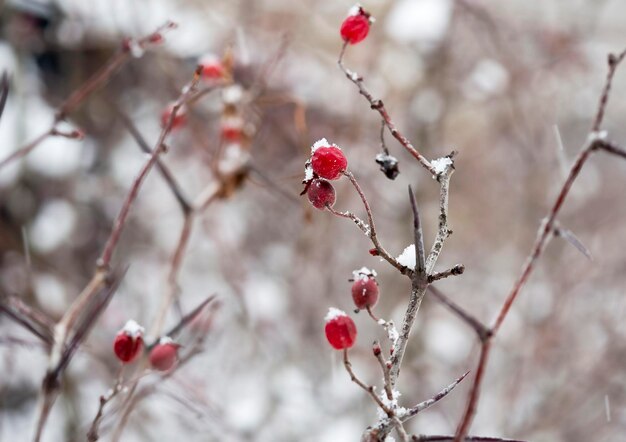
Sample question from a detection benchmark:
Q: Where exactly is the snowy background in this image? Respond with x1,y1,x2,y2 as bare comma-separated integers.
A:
1,0,626,441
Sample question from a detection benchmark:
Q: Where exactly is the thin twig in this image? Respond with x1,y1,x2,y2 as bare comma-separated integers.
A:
402,371,470,421
428,265,465,283
112,103,193,214
408,185,426,279
338,43,435,175
591,49,626,132
343,349,393,417
344,171,411,276
412,436,526,442
427,286,491,342
0,23,175,172
372,342,393,401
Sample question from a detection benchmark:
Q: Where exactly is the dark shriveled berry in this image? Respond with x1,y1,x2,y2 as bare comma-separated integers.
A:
307,179,336,210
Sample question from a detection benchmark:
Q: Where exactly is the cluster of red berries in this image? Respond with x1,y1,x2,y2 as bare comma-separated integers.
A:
303,139,348,210
113,320,179,371
340,5,374,45
324,268,381,350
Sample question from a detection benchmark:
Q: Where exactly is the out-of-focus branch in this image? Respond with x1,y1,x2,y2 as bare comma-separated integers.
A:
454,49,626,442
412,436,526,442
0,22,176,172
428,286,491,342
112,103,193,214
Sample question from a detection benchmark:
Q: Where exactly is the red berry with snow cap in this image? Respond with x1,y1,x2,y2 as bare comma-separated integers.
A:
307,178,336,210
199,54,225,80
113,320,144,363
351,267,379,310
324,308,357,350
340,5,374,45
161,103,187,129
310,139,348,180
149,337,180,371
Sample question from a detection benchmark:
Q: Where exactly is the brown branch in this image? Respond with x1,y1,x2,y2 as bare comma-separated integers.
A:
372,342,393,401
408,185,426,279
428,286,491,342
428,264,465,283
413,436,526,442
597,138,626,160
97,65,203,269
343,349,393,417
403,371,470,421
112,103,193,214
591,49,626,132
338,43,436,175
0,23,175,172
344,171,411,276
390,157,455,386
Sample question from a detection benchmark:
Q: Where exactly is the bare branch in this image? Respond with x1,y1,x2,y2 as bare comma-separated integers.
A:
343,349,393,417
338,43,436,175
402,371,470,421
428,264,465,283
592,49,626,131
112,103,193,214
428,286,491,342
412,436,526,442
0,23,176,172
408,185,426,279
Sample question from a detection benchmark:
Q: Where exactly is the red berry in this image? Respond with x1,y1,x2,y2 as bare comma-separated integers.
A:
161,104,186,129
113,320,144,363
324,308,357,350
199,55,225,79
149,338,179,371
307,178,336,210
351,268,379,310
311,142,348,180
340,7,373,45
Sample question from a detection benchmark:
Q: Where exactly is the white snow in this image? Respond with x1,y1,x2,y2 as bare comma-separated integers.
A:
325,307,347,323
352,267,377,280
303,163,314,181
385,0,453,44
122,319,145,338
375,153,398,164
311,138,335,153
222,85,244,104
158,336,175,345
348,4,361,16
396,244,416,268
431,156,453,175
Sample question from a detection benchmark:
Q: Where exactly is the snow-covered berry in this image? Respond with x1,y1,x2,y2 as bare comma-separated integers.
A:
113,320,144,364
199,54,225,80
161,103,187,129
340,5,374,45
220,116,244,142
149,337,179,371
324,308,357,350
307,178,336,210
351,267,379,310
311,141,348,180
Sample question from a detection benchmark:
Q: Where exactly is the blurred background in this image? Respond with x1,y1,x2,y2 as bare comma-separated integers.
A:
1,0,626,441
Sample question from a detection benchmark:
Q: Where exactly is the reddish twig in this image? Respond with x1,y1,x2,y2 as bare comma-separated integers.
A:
338,43,436,175
0,22,175,172
454,49,626,442
343,349,393,417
